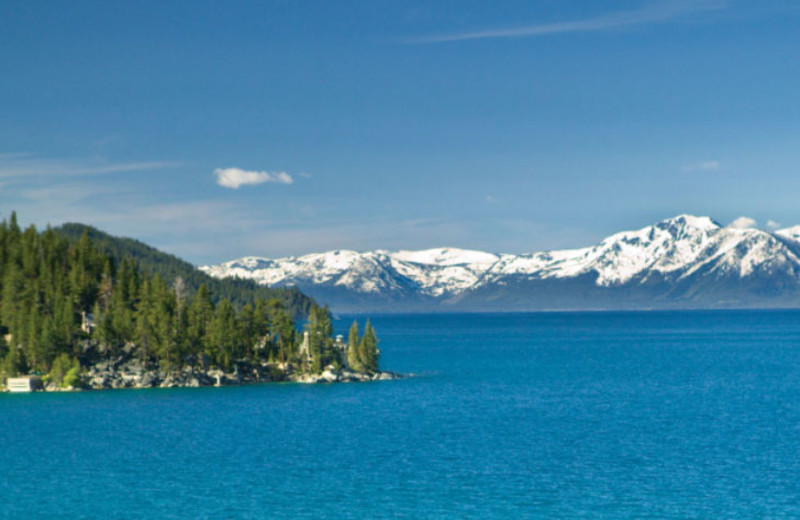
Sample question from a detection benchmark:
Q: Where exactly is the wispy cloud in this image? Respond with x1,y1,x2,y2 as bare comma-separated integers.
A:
729,216,757,229
214,167,294,189
681,159,721,172
766,220,781,230
0,153,177,179
407,0,726,44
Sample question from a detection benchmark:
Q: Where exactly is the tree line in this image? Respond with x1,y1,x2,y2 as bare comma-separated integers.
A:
0,212,379,383
55,223,313,317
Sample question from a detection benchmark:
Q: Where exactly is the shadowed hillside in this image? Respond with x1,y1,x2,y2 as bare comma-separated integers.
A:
55,223,314,318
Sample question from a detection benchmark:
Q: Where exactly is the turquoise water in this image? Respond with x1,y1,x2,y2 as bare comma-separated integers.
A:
2,311,800,519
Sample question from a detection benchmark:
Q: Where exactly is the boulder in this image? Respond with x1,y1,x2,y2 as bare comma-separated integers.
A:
138,371,159,388
195,372,214,387
320,369,339,383
111,378,130,389
159,373,177,388
90,376,108,390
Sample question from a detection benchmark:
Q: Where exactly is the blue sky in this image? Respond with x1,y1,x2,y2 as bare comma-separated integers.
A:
1,0,799,264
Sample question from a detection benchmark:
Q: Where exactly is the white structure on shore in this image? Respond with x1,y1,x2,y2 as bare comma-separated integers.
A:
334,335,348,368
298,331,312,365
6,376,43,393
298,332,352,369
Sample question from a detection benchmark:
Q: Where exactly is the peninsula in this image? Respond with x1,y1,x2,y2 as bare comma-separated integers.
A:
0,213,397,392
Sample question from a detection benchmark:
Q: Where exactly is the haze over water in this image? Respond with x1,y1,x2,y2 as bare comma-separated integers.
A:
3,310,800,519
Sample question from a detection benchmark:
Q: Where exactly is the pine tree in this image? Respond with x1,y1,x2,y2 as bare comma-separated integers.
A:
270,306,295,365
0,212,382,379
307,306,334,373
188,284,214,359
347,320,361,371
238,303,258,362
211,299,237,371
360,320,379,374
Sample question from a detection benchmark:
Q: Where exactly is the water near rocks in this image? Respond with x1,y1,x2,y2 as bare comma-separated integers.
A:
2,310,800,519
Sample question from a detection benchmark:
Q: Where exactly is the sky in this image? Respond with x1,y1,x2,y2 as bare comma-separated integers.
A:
1,0,800,265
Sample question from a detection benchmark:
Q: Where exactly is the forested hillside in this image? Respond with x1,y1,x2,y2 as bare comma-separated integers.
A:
0,213,379,387
55,223,313,318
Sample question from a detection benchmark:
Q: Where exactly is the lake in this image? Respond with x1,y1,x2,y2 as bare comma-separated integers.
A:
2,311,800,519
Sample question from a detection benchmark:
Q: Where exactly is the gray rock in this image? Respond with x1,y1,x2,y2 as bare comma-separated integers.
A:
138,371,159,388
223,372,241,385
320,369,339,382
90,376,108,389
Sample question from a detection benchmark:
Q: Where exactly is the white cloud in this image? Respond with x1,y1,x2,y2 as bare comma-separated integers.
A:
681,159,721,172
214,167,294,189
407,0,726,43
766,220,781,230
729,216,757,229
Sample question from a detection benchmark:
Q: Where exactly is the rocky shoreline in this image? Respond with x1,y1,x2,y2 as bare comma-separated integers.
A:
76,355,401,391
9,351,402,392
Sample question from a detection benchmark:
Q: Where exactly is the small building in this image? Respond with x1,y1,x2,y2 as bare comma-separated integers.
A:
81,311,95,334
6,375,43,393
334,335,349,368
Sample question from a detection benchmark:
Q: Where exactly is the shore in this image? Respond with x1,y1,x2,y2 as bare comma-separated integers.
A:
4,353,402,392
84,355,400,390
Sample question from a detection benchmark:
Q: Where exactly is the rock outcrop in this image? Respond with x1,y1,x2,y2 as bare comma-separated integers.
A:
78,352,400,390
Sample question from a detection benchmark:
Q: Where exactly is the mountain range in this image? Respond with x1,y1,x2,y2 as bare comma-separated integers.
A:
200,215,800,312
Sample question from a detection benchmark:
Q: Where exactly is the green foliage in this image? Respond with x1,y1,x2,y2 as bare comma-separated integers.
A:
0,212,379,377
359,320,380,374
306,306,335,373
49,353,81,387
63,365,82,388
0,347,24,379
54,223,314,318
347,320,362,371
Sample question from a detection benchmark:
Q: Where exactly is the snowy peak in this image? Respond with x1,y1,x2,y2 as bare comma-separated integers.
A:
777,225,800,242
479,214,726,287
199,215,800,311
391,247,499,267
654,214,721,233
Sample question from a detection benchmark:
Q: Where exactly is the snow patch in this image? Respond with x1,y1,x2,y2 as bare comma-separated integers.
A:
199,214,800,297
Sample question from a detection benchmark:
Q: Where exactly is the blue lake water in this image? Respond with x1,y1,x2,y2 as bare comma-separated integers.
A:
2,310,800,519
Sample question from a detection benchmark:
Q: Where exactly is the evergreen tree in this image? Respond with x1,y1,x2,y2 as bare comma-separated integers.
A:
210,299,237,371
188,284,214,358
0,212,381,379
269,305,295,365
360,320,379,374
347,320,361,371
307,306,334,372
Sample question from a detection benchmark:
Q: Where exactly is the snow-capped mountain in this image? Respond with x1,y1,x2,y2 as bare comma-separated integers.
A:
200,215,800,312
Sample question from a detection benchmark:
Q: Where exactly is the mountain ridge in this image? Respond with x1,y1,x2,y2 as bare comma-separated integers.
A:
200,215,800,312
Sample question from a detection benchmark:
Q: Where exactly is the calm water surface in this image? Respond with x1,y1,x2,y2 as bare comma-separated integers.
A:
2,311,800,519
